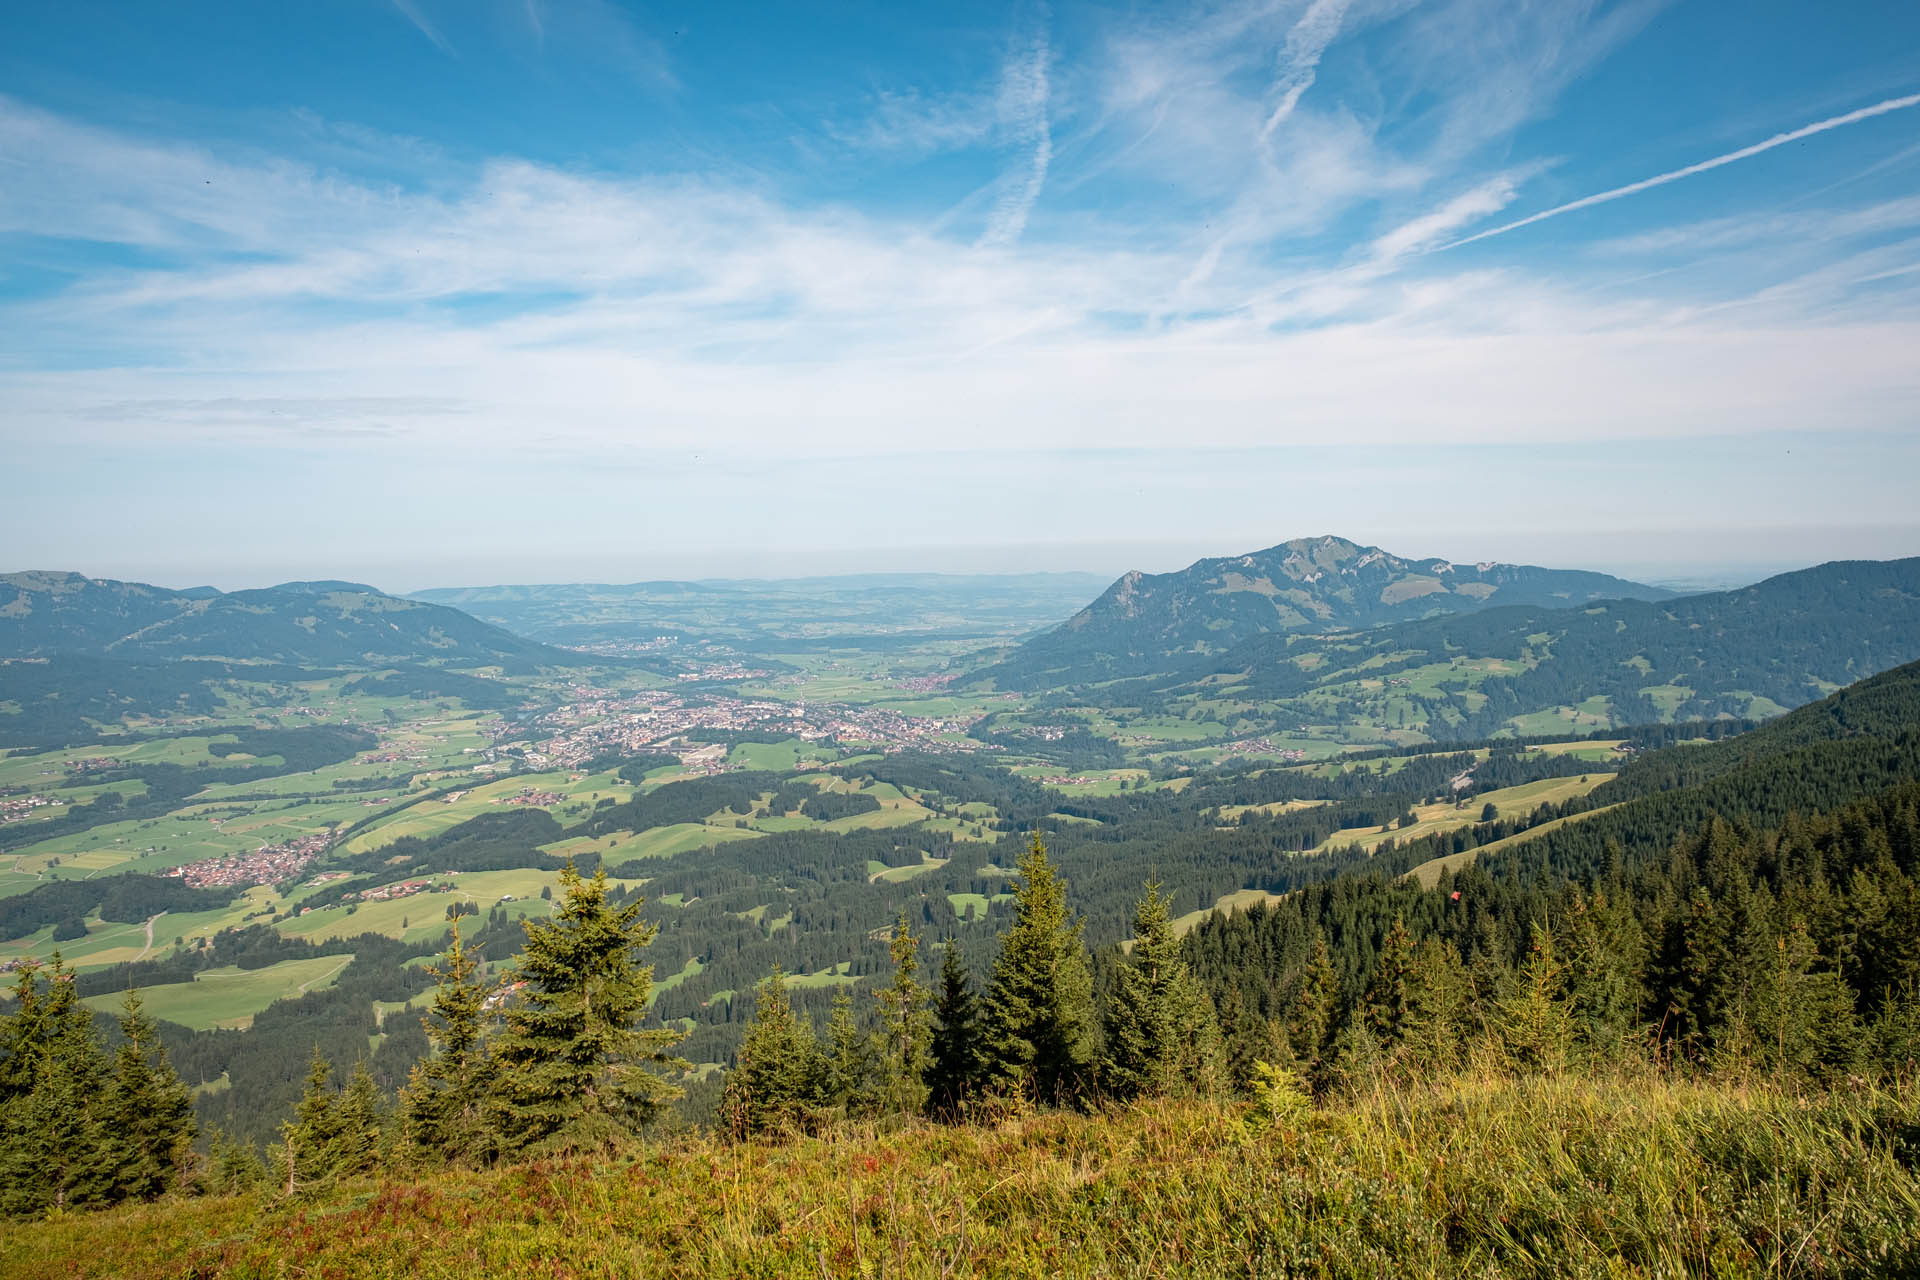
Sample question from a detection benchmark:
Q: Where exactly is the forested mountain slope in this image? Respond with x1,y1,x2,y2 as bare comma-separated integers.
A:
0,572,566,667
972,535,1672,690
1142,556,1920,734
1183,659,1920,1073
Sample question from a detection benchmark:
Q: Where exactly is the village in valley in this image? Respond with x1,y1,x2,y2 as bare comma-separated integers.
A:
518,685,985,771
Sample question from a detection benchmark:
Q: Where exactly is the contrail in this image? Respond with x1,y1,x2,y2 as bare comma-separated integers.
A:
1442,92,1920,250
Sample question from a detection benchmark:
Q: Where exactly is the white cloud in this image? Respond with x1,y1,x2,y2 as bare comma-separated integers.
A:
3,5,1919,480
980,31,1054,247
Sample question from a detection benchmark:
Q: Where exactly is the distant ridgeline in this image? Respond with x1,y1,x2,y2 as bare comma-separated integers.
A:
0,572,566,667
0,571,578,746
968,535,1677,690
980,552,1920,735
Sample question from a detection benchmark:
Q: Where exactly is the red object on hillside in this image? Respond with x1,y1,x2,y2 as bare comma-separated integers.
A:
1450,890,1462,901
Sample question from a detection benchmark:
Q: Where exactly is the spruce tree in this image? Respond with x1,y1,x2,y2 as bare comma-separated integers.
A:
331,1059,386,1178
400,922,497,1165
924,944,983,1119
0,956,115,1215
1217,986,1292,1094
981,834,1096,1106
721,968,823,1137
1563,890,1646,1059
204,1126,265,1196
103,988,196,1202
1360,916,1417,1050
1289,934,1340,1091
490,863,688,1156
874,912,931,1115
820,988,877,1116
1101,882,1218,1101
1750,921,1861,1081
1401,938,1468,1072
279,1046,341,1196
1498,924,1576,1075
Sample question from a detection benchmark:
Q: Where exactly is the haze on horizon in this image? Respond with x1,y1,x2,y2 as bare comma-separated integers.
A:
3,1,1919,588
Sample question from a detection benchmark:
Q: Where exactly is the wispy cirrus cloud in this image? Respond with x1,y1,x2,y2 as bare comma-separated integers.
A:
1445,93,1920,250
390,0,455,56
980,30,1053,247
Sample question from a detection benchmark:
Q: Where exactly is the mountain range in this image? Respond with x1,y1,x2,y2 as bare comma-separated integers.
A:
969,535,1675,690
0,572,561,668
1108,556,1920,738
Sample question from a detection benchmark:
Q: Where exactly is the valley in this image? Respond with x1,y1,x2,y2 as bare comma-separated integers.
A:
3,541,1919,1149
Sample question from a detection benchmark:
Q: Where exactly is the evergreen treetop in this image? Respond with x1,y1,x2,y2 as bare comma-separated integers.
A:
490,863,687,1156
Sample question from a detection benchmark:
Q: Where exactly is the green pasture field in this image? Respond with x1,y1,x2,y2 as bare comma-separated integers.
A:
80,954,355,1031
1405,803,1625,889
1528,739,1626,759
1213,798,1326,822
650,956,705,998
785,962,859,990
1158,888,1291,941
343,769,632,853
1507,699,1616,735
603,822,764,862
866,853,950,884
945,891,1012,923
1006,767,1148,797
1311,773,1616,856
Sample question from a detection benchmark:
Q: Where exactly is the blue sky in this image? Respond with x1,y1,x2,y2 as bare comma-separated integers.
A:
3,0,1919,589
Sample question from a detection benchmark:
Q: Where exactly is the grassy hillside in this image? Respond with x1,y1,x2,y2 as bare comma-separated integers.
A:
8,1073,1916,1278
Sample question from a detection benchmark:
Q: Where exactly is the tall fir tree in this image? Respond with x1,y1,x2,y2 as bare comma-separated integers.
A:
102,989,196,1202
924,944,984,1119
1562,890,1647,1060
981,834,1096,1106
1747,920,1861,1081
1360,917,1417,1049
400,922,497,1166
1101,882,1219,1101
489,864,687,1156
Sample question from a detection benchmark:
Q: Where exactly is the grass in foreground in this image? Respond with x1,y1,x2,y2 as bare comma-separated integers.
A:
5,1071,1917,1279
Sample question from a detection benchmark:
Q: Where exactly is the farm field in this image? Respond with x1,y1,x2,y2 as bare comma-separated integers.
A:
80,954,354,1031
